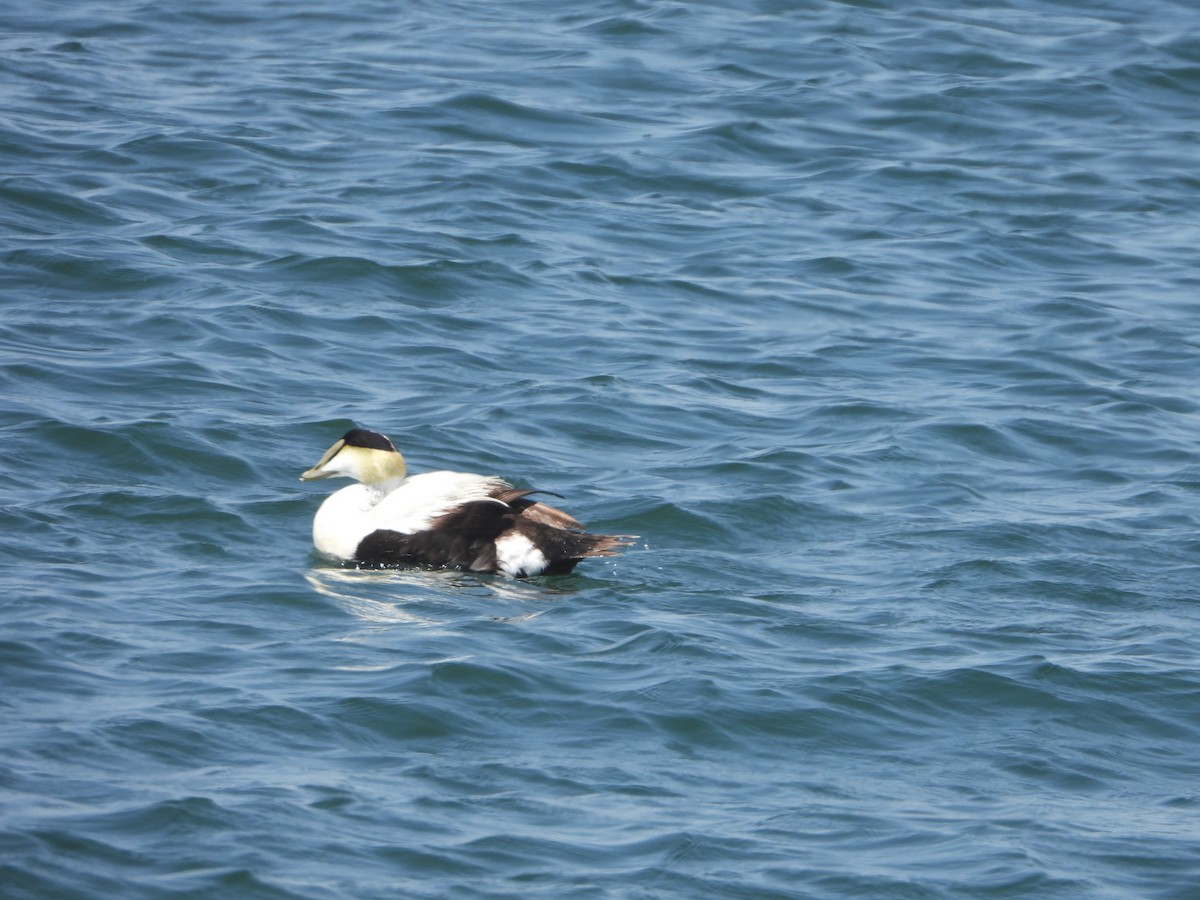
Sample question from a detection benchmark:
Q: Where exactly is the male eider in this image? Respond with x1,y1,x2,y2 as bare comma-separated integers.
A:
300,428,635,576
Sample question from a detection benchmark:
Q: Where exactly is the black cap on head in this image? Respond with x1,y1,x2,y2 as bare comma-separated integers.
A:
341,429,396,451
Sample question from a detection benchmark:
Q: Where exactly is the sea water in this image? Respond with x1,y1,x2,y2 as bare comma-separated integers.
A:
2,1,1199,897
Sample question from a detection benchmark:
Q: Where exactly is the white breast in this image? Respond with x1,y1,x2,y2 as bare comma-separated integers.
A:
311,483,380,559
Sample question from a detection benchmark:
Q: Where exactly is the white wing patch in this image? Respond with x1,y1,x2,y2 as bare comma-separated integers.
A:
372,471,511,533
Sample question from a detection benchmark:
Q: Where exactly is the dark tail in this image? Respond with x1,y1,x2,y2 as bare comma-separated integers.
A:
573,532,638,559
519,522,638,575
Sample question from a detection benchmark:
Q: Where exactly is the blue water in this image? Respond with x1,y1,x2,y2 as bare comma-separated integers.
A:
3,1,1200,897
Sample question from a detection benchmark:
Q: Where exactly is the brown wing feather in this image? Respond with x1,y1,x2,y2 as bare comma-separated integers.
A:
490,487,587,531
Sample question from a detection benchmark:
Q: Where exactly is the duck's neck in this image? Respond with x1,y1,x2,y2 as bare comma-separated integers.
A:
364,474,408,501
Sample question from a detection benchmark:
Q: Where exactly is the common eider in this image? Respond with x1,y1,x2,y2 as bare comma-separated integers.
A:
300,428,635,576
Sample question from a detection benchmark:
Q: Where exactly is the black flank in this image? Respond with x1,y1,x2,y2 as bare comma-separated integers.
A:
354,500,513,572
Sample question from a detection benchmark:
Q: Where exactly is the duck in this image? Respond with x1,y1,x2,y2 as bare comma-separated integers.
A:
300,428,635,576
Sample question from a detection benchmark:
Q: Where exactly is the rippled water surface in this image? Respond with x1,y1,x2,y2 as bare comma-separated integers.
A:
4,1,1200,897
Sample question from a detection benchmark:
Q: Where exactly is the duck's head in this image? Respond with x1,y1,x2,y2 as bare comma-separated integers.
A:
300,428,407,485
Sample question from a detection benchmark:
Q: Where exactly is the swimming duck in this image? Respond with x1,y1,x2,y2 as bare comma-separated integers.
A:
300,428,635,576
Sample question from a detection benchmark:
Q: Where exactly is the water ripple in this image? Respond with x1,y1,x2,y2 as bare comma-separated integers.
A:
3,0,1200,897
